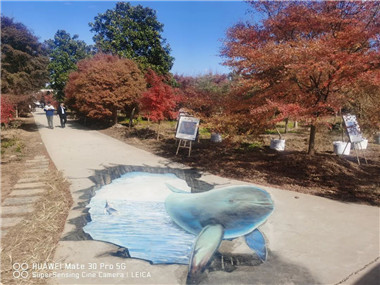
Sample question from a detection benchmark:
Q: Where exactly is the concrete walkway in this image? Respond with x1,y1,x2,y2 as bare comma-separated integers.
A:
32,110,379,285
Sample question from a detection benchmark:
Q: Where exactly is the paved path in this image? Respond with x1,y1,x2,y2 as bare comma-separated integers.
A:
1,155,49,236
32,110,379,285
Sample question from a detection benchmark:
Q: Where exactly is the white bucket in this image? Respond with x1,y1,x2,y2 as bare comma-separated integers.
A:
351,139,368,150
270,139,285,151
333,141,351,155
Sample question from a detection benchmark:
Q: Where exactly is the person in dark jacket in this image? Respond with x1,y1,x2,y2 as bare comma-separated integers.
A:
44,102,55,129
57,102,67,128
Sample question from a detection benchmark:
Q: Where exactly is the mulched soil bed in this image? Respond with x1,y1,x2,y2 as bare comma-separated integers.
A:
101,124,380,206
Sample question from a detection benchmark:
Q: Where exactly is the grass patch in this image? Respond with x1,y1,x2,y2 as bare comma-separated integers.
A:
1,137,18,149
238,142,264,151
1,136,22,156
198,127,211,139
15,142,25,153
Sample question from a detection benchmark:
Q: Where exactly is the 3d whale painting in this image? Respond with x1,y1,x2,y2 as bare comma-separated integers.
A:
83,172,274,280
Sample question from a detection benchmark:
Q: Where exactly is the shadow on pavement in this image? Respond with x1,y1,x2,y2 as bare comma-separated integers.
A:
354,263,380,285
198,251,318,285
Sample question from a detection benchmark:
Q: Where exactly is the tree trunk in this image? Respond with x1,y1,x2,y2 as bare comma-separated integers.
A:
129,107,136,130
112,108,118,125
284,118,289,134
308,124,317,155
156,121,161,140
294,121,298,129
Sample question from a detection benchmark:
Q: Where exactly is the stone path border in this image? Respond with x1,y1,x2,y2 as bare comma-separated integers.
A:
1,155,49,235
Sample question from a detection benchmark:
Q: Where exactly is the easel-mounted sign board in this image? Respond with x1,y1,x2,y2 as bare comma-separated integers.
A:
342,114,364,143
175,116,200,141
342,114,368,165
175,116,200,157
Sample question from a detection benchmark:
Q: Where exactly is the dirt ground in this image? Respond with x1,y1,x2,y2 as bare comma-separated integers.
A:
101,122,380,206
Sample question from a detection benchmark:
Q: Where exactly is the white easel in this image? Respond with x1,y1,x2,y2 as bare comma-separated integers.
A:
342,114,368,165
175,116,200,157
176,139,193,157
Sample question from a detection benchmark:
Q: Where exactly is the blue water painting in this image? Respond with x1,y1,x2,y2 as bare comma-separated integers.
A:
83,172,196,264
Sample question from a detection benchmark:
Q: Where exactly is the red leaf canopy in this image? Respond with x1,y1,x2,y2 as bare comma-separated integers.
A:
140,70,180,122
1,95,15,124
65,53,146,123
222,1,380,125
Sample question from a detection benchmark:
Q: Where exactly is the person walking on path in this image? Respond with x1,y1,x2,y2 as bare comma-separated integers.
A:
44,102,55,129
57,102,67,128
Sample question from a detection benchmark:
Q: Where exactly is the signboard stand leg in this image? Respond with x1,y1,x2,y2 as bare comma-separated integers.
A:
176,139,192,157
353,146,361,165
342,142,350,157
352,142,368,165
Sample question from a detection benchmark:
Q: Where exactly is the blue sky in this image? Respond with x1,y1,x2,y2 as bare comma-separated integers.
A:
1,1,260,75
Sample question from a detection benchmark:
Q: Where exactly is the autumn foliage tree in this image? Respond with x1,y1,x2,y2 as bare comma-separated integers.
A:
345,71,380,134
1,16,49,95
175,73,230,117
1,16,49,117
140,70,180,139
175,73,231,133
65,54,146,124
222,1,380,154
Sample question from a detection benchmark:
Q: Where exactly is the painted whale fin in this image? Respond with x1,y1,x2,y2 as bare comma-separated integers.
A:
245,229,268,262
165,183,189,193
188,224,224,280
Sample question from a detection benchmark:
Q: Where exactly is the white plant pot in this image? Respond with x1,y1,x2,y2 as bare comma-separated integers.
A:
210,133,222,143
333,141,351,155
374,134,380,144
351,139,368,150
270,139,285,151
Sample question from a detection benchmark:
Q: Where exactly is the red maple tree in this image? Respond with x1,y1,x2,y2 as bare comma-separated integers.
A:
140,70,180,139
175,74,230,117
1,95,15,125
222,1,380,154
65,54,146,125
174,73,232,134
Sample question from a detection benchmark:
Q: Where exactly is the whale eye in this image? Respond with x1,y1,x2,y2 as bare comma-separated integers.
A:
229,199,234,203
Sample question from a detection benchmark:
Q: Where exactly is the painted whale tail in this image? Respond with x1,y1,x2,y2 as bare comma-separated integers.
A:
104,200,118,215
187,224,224,283
165,183,190,194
